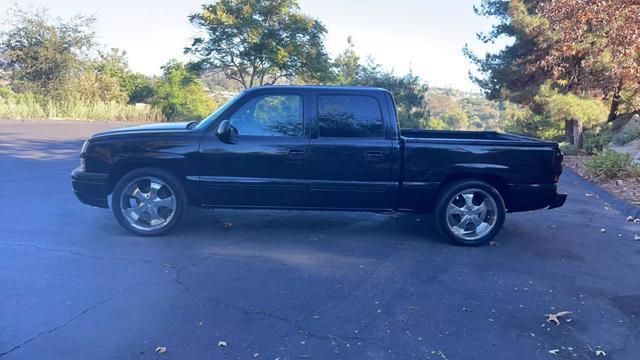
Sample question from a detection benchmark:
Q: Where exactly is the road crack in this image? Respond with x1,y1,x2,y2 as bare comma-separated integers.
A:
0,278,148,357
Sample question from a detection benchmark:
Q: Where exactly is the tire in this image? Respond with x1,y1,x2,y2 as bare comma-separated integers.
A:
434,180,506,246
111,168,187,236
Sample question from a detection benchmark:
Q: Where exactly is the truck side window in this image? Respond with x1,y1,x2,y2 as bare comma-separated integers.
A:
229,95,303,137
318,95,384,138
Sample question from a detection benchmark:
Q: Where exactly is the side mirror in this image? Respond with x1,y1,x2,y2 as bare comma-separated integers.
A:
216,120,237,144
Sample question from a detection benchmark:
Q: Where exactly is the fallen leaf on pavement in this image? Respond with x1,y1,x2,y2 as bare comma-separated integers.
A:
596,350,606,356
218,341,227,347
155,346,167,354
549,349,560,355
223,222,233,229
546,311,572,325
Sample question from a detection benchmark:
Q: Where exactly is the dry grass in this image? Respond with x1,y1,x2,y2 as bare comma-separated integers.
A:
0,95,166,122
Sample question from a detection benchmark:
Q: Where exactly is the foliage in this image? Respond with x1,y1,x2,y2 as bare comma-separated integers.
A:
333,36,361,85
332,38,429,129
535,85,608,128
502,102,563,141
186,0,332,88
536,0,640,121
612,127,640,146
468,0,640,126
584,149,640,181
440,108,469,130
69,70,129,104
582,127,613,155
425,88,506,131
0,6,96,100
94,48,156,103
152,61,218,121
464,0,548,104
122,73,156,104
420,117,449,130
0,87,164,121
559,142,578,155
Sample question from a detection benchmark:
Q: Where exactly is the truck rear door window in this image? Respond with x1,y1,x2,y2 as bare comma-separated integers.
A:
229,94,303,137
318,95,383,138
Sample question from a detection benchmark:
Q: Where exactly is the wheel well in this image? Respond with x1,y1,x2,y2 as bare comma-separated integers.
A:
107,163,186,194
437,173,510,208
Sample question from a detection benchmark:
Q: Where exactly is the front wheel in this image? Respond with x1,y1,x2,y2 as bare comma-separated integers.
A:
112,168,187,236
434,180,506,246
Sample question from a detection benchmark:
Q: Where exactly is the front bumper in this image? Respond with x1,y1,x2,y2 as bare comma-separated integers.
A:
71,167,109,208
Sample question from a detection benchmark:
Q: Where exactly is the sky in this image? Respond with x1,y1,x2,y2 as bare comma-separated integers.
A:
0,0,505,92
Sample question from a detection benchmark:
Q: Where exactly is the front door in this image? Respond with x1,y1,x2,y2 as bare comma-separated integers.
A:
307,93,398,210
196,92,310,207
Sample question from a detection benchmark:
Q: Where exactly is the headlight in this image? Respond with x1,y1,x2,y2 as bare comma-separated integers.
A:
80,141,89,168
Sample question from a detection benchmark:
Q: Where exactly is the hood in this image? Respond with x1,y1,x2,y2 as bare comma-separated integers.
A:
92,122,191,138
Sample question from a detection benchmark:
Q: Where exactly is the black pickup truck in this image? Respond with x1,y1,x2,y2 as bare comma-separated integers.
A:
71,86,566,245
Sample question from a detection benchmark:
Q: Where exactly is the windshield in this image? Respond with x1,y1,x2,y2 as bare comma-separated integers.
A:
194,92,244,130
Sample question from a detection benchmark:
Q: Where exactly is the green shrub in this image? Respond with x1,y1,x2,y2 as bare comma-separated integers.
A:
584,149,640,181
612,127,640,146
559,142,578,155
583,127,613,154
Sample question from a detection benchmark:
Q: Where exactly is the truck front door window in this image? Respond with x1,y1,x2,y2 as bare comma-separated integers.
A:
229,95,303,137
318,95,383,138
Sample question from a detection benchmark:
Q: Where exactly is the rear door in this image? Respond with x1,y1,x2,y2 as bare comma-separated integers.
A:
306,91,399,210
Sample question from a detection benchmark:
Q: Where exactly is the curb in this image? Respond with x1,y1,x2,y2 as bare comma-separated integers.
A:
563,167,640,219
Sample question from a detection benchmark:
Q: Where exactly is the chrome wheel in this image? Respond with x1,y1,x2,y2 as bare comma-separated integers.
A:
119,176,176,232
445,188,498,241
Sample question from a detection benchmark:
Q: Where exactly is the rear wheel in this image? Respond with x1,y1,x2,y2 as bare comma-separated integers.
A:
112,168,187,236
434,180,505,246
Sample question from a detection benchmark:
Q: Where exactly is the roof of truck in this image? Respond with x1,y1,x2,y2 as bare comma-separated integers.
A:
244,85,391,94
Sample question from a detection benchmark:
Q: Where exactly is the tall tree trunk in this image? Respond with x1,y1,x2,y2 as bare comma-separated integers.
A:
565,119,584,148
607,82,623,123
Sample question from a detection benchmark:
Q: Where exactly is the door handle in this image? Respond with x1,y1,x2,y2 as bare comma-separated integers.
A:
287,149,307,159
363,151,384,162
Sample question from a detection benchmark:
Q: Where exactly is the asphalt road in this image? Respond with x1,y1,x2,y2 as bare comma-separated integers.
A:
1,119,639,360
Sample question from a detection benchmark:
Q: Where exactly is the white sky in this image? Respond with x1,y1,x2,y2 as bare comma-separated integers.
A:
0,0,506,91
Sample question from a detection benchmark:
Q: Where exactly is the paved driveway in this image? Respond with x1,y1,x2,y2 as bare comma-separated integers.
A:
1,120,639,359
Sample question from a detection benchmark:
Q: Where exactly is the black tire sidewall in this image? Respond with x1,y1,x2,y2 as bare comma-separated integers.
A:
111,168,187,236
435,180,506,246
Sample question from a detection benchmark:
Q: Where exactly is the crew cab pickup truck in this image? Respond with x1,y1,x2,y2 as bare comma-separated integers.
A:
71,86,566,245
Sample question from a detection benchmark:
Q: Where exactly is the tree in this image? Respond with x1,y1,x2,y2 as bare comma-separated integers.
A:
535,0,640,122
333,36,360,85
152,61,218,121
0,6,96,99
332,38,429,128
469,0,640,121
68,70,128,104
464,0,548,104
535,85,608,147
122,73,156,104
441,108,470,130
186,0,332,88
